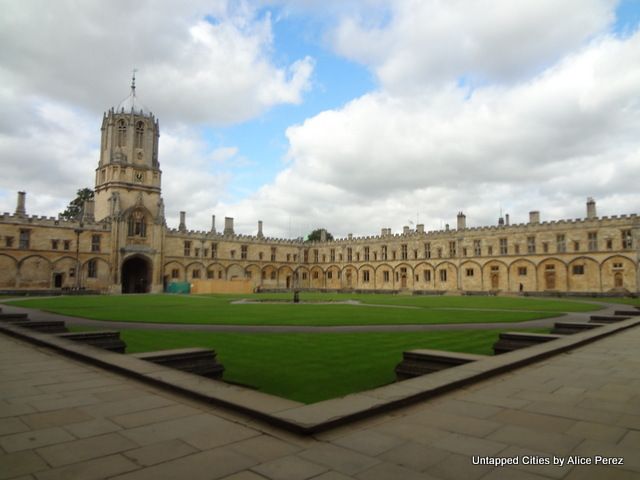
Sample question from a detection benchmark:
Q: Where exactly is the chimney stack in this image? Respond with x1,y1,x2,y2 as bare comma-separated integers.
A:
505,213,510,226
457,211,466,230
257,220,264,238
15,191,26,216
82,199,95,222
416,224,424,233
211,215,216,233
445,223,450,231
348,233,353,240
224,217,234,235
179,211,187,231
586,197,597,220
529,211,540,224
320,229,327,242
403,226,410,235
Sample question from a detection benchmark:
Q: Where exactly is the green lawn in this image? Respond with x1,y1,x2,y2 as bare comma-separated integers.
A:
91,328,545,404
6,293,602,326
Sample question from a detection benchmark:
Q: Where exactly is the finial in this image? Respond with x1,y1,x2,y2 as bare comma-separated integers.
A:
131,68,137,95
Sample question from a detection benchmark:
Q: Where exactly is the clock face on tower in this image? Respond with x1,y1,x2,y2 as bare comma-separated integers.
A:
134,171,144,183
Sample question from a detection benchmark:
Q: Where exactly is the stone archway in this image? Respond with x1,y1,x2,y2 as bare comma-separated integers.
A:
122,256,152,293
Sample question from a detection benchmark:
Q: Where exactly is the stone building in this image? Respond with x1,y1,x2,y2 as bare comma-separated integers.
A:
1,82,638,295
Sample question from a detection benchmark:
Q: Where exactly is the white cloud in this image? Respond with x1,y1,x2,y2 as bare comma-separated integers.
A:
331,0,616,92
0,0,313,125
224,29,640,237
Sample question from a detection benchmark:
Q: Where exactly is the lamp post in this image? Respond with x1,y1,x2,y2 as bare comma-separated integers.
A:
74,224,83,290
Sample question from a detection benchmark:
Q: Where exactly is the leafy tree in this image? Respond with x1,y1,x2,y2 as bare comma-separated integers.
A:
59,188,94,220
306,228,334,242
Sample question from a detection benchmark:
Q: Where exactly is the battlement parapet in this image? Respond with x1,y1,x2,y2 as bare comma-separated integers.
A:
0,213,110,231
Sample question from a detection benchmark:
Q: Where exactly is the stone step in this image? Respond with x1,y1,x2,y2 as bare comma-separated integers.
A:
57,331,126,353
0,313,29,321
589,315,629,323
551,321,604,335
614,310,640,316
131,348,224,379
395,349,486,380
493,332,562,355
14,320,68,334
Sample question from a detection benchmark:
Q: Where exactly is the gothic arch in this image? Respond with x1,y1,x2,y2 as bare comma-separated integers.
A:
393,263,414,290
481,259,509,292
508,258,537,292
226,263,245,280
121,254,152,293
0,254,17,288
433,261,458,291
164,261,186,282
414,262,435,290
536,257,568,292
567,256,600,292
600,255,637,292
17,255,52,289
460,260,483,291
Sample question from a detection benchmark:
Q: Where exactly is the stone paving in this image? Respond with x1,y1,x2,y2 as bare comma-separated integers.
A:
1,325,639,479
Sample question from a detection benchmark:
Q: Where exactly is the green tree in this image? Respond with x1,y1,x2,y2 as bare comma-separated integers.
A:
306,228,334,242
59,187,94,220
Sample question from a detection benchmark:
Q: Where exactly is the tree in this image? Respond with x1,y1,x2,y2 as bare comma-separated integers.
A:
59,188,94,220
306,228,334,242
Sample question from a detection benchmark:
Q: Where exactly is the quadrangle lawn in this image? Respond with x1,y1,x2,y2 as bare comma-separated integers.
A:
71,327,548,404
5,293,604,326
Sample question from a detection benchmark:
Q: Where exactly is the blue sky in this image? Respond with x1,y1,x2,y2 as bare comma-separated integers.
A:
1,0,639,237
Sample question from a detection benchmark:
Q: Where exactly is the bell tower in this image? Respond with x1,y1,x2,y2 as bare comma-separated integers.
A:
94,74,166,294
93,73,163,222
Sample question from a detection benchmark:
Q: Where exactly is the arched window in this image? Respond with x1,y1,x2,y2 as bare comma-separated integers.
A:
117,120,127,147
135,121,144,148
127,210,146,237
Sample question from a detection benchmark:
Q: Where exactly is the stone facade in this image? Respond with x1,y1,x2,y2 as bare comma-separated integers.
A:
1,85,639,295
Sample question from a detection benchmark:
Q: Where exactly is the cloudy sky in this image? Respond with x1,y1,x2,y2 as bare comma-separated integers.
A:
1,0,639,238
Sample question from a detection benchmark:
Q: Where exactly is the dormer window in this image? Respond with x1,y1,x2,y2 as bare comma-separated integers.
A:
127,210,146,237
117,120,127,147
135,121,144,148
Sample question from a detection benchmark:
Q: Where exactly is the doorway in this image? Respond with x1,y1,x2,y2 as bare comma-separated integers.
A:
122,256,152,293
53,273,63,288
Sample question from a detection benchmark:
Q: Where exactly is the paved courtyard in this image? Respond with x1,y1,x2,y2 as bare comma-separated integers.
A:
1,324,639,480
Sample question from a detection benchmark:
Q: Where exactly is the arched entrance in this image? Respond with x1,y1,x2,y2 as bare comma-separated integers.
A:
121,256,152,293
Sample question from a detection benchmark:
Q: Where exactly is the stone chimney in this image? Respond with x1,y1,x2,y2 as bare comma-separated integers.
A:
320,229,327,242
224,217,234,235
211,215,216,233
457,212,466,230
179,211,187,232
257,220,264,238
403,226,410,235
416,224,424,233
15,191,26,217
81,199,95,222
505,213,510,226
586,197,597,219
445,223,450,231
348,233,353,240
529,211,540,224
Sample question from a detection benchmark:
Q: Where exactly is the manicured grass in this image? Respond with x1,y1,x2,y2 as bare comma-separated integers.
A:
244,292,602,312
8,293,599,326
580,297,640,307
90,328,546,403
